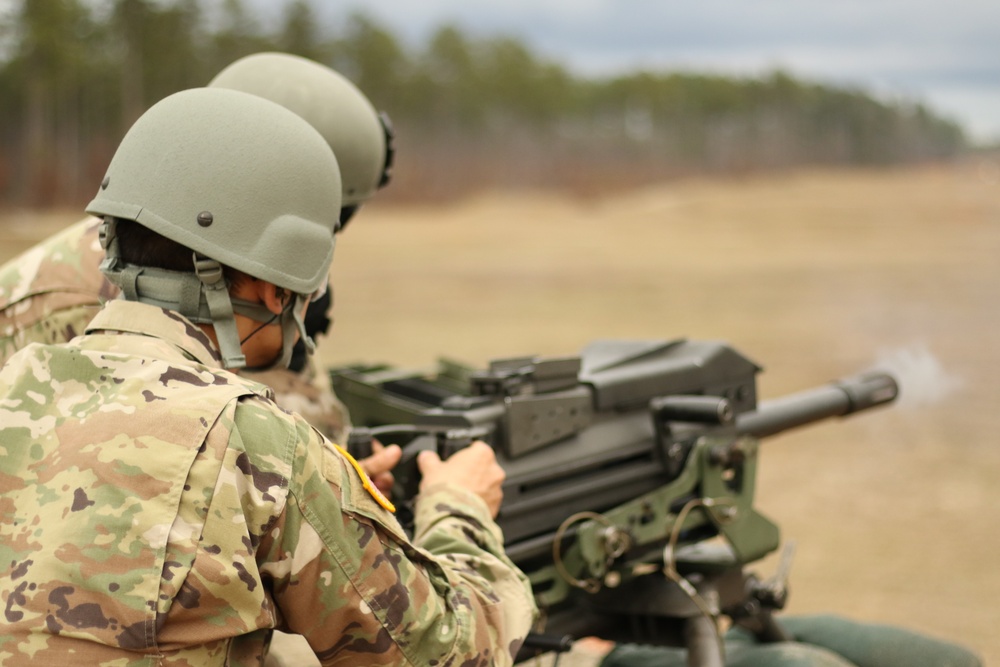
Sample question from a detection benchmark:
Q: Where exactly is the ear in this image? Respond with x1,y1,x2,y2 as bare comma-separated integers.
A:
259,282,287,316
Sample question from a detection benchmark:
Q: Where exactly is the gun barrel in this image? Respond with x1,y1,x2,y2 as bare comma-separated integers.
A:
735,372,898,438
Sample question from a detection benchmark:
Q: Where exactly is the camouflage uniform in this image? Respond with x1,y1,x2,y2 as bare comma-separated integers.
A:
248,363,352,445
0,218,350,444
0,217,110,363
0,300,537,666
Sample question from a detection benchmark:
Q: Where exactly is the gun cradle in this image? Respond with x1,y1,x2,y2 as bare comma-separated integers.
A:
329,338,897,658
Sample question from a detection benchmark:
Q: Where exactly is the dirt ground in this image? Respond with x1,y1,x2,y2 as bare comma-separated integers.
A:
2,162,998,664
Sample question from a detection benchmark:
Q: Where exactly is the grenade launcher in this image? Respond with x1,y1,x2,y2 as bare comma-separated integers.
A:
330,339,898,667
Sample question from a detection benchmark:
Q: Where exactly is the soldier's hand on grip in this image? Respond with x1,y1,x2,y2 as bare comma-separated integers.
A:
359,439,402,496
418,441,505,517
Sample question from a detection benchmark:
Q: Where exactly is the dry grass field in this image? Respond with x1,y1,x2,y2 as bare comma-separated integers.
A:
2,162,998,664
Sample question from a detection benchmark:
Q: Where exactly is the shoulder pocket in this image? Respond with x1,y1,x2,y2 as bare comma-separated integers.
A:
322,442,410,544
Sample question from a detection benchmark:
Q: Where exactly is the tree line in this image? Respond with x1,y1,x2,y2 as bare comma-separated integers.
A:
0,0,967,206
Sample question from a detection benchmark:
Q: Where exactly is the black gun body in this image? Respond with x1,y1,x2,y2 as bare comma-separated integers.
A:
335,340,896,552
500,411,661,548
330,338,898,657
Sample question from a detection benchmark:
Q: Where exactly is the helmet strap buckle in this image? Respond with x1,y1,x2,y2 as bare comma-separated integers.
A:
193,253,246,369
98,217,123,275
193,254,225,286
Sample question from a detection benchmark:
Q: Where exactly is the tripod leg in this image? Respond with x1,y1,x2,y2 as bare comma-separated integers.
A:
684,615,724,667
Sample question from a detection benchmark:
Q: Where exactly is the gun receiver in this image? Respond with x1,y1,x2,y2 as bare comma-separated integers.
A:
331,338,898,660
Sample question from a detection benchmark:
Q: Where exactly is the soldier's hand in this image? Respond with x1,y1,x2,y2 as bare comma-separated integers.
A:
417,441,505,517
359,439,402,496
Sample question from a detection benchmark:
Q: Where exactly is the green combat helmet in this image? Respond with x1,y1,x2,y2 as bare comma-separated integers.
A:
208,51,394,229
86,87,342,370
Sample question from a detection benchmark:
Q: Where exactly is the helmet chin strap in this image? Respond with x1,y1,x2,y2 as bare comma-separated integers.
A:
235,293,315,372
99,217,316,371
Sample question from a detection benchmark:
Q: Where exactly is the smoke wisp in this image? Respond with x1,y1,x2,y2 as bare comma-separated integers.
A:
870,343,964,409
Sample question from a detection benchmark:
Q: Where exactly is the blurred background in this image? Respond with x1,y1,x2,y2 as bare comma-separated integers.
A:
0,0,997,207
1,1,998,664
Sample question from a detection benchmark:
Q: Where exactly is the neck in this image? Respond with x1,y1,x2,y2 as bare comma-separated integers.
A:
199,306,283,370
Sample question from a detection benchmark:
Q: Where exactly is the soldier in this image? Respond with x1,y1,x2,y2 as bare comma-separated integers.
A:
0,87,536,665
0,52,393,446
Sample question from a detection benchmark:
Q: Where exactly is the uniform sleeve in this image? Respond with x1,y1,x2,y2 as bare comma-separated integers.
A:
255,413,537,666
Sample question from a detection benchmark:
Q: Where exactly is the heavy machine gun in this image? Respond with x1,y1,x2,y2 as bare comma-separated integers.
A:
329,339,898,667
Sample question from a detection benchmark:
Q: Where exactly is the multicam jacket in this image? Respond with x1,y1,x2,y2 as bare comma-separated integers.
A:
0,300,536,666
0,217,349,443
0,217,110,364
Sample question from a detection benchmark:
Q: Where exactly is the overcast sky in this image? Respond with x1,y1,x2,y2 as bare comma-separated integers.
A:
264,1,1000,143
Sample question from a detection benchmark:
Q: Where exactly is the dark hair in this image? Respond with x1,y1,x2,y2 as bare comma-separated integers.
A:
114,217,248,286
115,218,195,272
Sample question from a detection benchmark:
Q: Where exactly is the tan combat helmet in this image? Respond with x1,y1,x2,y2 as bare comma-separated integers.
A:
87,87,341,370
208,52,394,228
